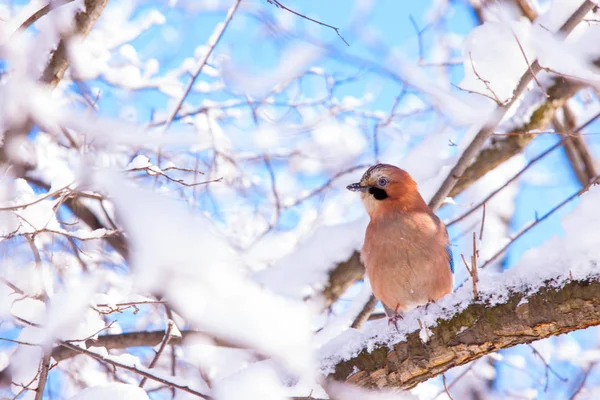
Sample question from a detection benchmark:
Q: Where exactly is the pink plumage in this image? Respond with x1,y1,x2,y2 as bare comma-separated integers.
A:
347,164,453,316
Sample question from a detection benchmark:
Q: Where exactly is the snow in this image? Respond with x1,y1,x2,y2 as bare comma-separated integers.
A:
326,381,416,399
95,171,315,375
461,19,535,104
255,216,367,301
212,362,287,400
315,283,373,348
69,383,149,400
320,185,600,374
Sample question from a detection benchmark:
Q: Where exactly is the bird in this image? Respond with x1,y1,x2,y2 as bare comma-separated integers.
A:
347,163,454,322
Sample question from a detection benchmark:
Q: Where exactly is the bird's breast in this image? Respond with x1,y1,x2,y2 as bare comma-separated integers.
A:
361,212,453,311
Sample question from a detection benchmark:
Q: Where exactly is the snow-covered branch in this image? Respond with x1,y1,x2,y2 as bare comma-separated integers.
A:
328,277,600,389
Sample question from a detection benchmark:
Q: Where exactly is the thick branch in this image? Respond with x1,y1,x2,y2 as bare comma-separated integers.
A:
41,0,108,86
321,251,365,309
448,78,582,198
51,329,245,361
24,176,129,258
330,278,600,389
429,0,596,210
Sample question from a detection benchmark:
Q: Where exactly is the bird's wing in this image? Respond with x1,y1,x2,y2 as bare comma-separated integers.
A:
446,242,455,274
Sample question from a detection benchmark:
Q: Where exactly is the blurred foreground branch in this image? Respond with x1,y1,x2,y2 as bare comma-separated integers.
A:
51,329,246,362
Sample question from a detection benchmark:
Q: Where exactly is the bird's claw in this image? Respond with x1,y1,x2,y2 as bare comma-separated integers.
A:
387,305,403,332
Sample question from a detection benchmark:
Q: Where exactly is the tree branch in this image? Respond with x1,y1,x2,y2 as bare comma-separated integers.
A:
57,341,212,399
429,0,595,210
51,329,247,361
40,0,108,86
448,78,582,199
321,251,365,309
330,277,600,389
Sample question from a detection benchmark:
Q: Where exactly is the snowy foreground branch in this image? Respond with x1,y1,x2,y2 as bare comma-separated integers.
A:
326,276,600,390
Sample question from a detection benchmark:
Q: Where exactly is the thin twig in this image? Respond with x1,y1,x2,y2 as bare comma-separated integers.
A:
57,341,212,399
409,15,428,65
442,374,455,400
139,320,175,388
569,362,596,400
469,52,503,104
528,344,567,392
511,31,548,98
433,362,477,399
481,175,600,270
286,164,368,208
373,90,405,161
479,203,486,241
128,166,222,187
266,0,349,46
263,155,281,224
160,0,243,135
471,232,478,299
0,183,73,211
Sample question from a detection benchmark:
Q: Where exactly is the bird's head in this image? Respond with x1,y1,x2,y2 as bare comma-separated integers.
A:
347,164,426,217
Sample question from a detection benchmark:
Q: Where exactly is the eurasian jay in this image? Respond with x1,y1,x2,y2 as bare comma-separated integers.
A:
347,164,454,319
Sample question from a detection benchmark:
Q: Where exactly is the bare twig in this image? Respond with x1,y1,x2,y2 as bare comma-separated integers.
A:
479,202,486,241
286,164,368,208
128,166,222,187
266,0,349,46
468,52,503,104
569,362,597,400
0,183,72,211
139,320,175,388
442,374,455,400
528,344,567,392
433,362,477,399
57,341,213,399
480,175,600,270
446,140,562,226
511,31,548,98
160,0,243,134
373,90,405,161
409,15,427,65
263,155,281,224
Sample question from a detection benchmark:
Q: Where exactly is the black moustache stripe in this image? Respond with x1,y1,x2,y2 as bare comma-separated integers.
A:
368,187,388,200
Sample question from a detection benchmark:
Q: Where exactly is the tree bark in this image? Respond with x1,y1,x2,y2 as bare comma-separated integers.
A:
329,278,600,389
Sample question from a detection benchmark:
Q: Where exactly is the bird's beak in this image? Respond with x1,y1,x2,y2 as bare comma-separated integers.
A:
346,182,369,192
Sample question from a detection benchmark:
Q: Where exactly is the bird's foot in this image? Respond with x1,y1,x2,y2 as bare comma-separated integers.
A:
424,299,436,312
387,305,403,332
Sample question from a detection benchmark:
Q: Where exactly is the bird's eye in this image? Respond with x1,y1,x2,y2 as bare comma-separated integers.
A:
378,177,389,186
